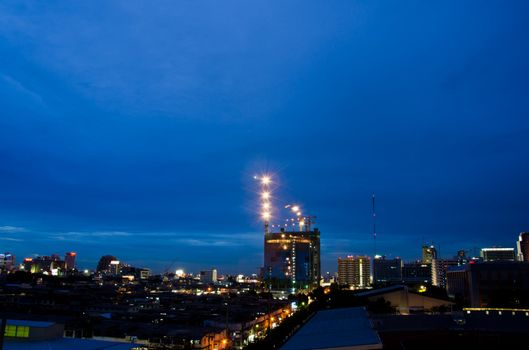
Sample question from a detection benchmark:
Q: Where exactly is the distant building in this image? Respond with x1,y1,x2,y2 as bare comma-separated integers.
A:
264,228,320,289
109,260,121,275
200,269,218,283
96,255,118,273
0,252,15,272
446,261,529,307
456,249,469,265
431,259,459,288
121,266,150,279
64,252,77,270
480,247,515,262
337,256,371,288
517,232,529,262
23,256,65,275
422,245,437,263
402,262,431,284
373,256,402,284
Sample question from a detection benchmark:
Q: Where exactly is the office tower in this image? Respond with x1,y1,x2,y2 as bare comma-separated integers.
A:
200,269,218,283
402,262,432,284
373,255,402,284
431,258,459,288
421,244,437,263
480,247,515,262
264,227,320,290
517,232,529,262
337,256,371,288
64,252,77,270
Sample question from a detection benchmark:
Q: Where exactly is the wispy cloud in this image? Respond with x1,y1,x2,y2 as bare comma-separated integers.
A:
172,238,244,247
1,74,45,105
68,231,131,237
0,237,24,242
0,226,27,233
51,231,132,242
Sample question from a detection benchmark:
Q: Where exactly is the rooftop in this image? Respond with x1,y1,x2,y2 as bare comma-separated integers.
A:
4,338,135,350
281,307,382,350
7,319,55,328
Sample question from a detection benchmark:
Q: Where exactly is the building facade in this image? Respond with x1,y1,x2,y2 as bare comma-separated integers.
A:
402,262,431,284
200,269,218,283
431,259,459,288
0,252,15,273
373,256,402,285
64,252,76,271
264,228,320,290
337,256,371,288
446,261,529,307
480,247,515,262
517,232,529,262
421,245,437,263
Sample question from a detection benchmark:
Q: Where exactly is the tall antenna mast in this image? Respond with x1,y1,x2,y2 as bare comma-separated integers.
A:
372,193,376,257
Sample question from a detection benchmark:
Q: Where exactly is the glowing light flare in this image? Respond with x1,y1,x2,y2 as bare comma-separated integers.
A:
291,205,300,212
262,212,271,220
261,191,270,200
261,176,271,185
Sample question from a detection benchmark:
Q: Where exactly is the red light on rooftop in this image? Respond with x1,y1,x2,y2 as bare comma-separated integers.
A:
24,258,33,262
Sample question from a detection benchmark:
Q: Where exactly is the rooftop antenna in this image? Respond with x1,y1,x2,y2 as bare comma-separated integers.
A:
372,193,376,257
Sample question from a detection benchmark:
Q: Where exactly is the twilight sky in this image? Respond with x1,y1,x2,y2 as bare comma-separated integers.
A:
1,1,528,274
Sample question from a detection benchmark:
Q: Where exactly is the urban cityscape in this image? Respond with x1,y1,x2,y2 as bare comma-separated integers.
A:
2,1,529,349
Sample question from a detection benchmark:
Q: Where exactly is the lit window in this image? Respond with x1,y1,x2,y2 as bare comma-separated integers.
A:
16,326,29,338
5,325,16,337
4,325,29,338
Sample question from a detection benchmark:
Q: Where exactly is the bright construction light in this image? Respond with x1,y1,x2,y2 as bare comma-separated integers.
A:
296,212,301,216
291,206,300,212
262,212,271,220
261,176,271,185
262,202,270,209
261,192,270,199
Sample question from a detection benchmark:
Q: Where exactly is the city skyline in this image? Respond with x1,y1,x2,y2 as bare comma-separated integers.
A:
1,1,529,274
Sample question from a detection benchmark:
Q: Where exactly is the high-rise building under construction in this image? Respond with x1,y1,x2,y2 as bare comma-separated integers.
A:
264,227,320,290
255,173,320,290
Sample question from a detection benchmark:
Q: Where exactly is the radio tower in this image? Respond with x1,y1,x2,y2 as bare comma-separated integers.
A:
372,193,377,257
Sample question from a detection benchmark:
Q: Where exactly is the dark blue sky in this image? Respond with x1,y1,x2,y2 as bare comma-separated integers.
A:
1,1,528,274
